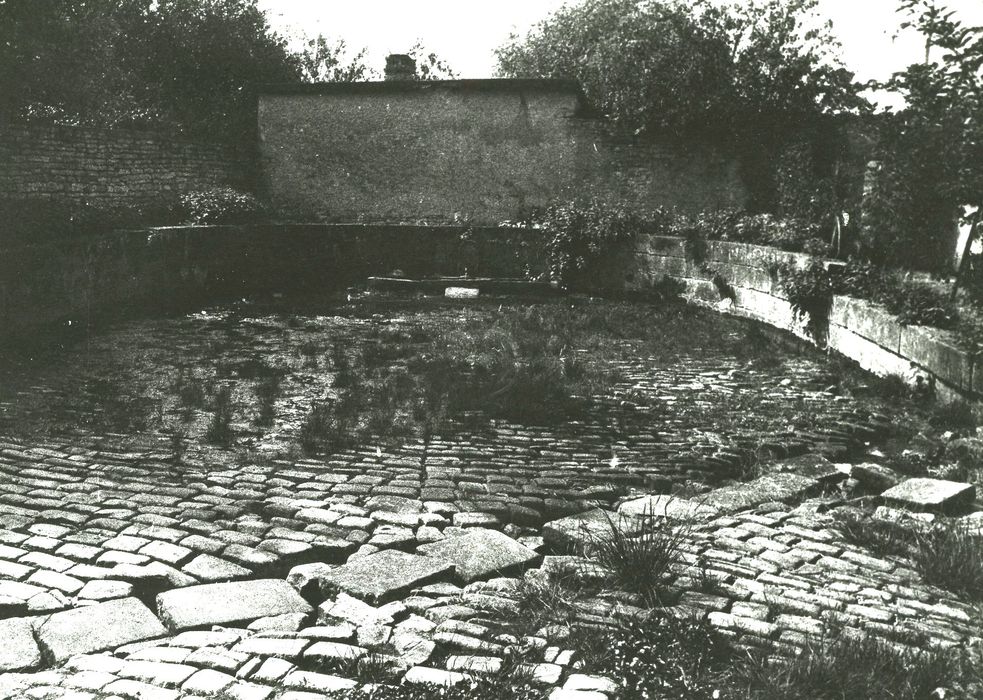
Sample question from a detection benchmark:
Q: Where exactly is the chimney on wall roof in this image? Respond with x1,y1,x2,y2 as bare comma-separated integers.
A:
384,54,417,81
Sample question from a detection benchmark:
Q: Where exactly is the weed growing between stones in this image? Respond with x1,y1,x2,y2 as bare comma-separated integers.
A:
587,508,690,607
734,628,961,700
253,372,283,426
833,511,983,602
204,384,234,446
912,523,983,601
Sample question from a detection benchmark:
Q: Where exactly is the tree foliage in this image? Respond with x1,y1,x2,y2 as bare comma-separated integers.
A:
863,0,983,271
496,0,863,141
0,0,300,140
296,36,374,83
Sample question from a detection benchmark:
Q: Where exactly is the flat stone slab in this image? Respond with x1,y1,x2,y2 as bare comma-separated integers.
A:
881,478,975,514
35,597,166,662
617,495,720,521
0,617,42,672
156,579,312,632
701,474,820,513
417,529,539,583
542,509,643,552
774,454,846,484
317,550,454,603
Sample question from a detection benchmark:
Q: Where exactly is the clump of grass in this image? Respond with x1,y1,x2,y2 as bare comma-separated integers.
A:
173,369,208,412
205,384,235,446
586,507,690,607
254,373,283,426
930,399,978,431
735,629,961,700
912,523,983,600
832,510,917,559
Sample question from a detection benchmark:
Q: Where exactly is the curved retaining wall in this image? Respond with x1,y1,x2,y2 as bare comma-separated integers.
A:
620,235,978,403
0,224,542,347
2,224,976,404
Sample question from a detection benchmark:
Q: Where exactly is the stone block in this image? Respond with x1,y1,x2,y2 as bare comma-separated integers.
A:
156,579,311,631
900,325,971,391
0,617,42,672
542,508,642,552
881,478,975,514
417,528,539,583
35,597,166,662
317,550,454,603
702,474,820,513
830,296,902,353
617,495,719,521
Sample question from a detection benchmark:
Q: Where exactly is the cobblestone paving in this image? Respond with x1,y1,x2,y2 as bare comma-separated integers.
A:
0,299,979,698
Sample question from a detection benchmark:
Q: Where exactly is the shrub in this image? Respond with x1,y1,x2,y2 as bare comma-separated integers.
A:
539,198,640,290
735,628,960,700
179,187,267,225
778,261,833,344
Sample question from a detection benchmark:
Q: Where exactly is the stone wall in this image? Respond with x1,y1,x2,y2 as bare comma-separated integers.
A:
622,235,979,402
0,123,251,209
257,80,746,224
0,224,543,347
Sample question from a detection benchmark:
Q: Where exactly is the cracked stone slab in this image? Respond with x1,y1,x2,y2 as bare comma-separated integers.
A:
317,549,454,603
881,478,975,514
156,579,312,632
417,528,540,583
701,474,821,513
35,597,167,662
542,509,643,552
0,617,42,672
617,495,720,521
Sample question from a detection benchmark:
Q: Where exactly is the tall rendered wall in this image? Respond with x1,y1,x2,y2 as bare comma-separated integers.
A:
258,83,746,224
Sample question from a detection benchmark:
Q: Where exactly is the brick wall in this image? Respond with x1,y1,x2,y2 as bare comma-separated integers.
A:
0,123,251,208
258,81,746,224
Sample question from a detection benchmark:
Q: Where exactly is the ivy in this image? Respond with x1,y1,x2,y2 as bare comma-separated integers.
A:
777,261,833,344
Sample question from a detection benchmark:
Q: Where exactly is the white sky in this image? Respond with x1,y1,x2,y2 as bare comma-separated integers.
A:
257,0,983,88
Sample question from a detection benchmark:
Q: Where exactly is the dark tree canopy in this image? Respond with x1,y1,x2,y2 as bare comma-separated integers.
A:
0,0,301,140
496,0,864,142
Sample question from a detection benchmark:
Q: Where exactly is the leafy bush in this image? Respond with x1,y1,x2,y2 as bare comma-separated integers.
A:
778,261,833,344
179,187,268,225
538,198,640,290
596,612,732,700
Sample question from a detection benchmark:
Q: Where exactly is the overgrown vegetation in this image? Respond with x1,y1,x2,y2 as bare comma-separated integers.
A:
834,511,983,601
735,627,961,700
204,384,235,446
536,198,640,290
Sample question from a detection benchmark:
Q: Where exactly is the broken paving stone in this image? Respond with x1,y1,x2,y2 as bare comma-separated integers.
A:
0,617,42,672
35,597,167,662
317,549,454,604
365,495,424,514
247,612,309,632
701,474,821,513
156,579,311,632
617,494,720,521
287,562,336,599
404,666,467,687
542,508,642,552
851,463,902,493
774,454,846,483
452,512,501,529
319,592,394,627
303,641,367,662
417,528,539,583
76,579,134,601
182,554,251,583
881,478,975,514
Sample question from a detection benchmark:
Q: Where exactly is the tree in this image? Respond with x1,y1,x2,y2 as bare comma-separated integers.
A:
0,0,301,140
496,0,867,214
297,36,374,82
863,0,983,271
